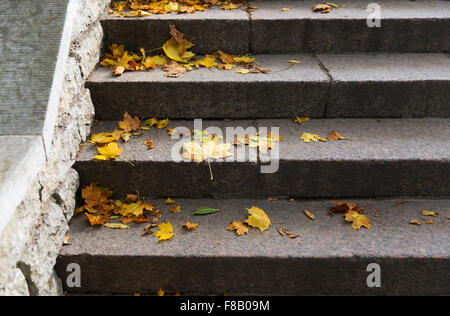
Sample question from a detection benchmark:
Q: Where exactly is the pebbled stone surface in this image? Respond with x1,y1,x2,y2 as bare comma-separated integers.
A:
75,118,450,199
102,5,250,54
250,0,450,53
56,198,450,295
87,54,328,120
319,53,450,117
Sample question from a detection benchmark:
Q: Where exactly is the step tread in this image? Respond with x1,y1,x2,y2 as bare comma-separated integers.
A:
61,198,450,258
89,53,450,83
89,54,326,83
77,118,450,162
250,0,450,20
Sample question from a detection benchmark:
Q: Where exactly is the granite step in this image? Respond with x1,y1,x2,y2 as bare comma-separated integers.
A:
56,198,450,295
74,118,450,199
102,0,450,54
87,53,450,120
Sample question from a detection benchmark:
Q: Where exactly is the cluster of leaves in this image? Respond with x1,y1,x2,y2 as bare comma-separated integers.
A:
182,129,282,180
76,183,160,228
100,25,262,77
111,0,246,17
293,116,356,143
329,201,371,230
90,113,169,160
410,210,446,225
227,206,271,236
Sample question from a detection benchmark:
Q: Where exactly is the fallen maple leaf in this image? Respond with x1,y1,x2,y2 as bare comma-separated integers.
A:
86,213,109,226
90,129,123,144
95,142,123,161
247,206,271,232
300,133,327,143
327,131,347,141
345,210,371,230
119,112,141,132
227,221,249,236
157,288,165,296
153,221,174,241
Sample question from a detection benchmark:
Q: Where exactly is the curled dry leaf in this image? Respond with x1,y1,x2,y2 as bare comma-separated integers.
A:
183,222,199,231
422,210,438,217
169,205,181,214
144,139,156,150
304,210,315,220
327,131,347,141
293,116,310,125
104,223,130,230
165,197,175,204
227,221,249,236
312,3,333,13
410,219,421,225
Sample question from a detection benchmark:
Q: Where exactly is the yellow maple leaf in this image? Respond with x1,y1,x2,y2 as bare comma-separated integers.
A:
157,288,165,296
345,210,371,230
247,206,271,232
85,213,109,226
227,221,249,236
90,129,123,144
300,133,327,143
157,118,169,129
183,137,233,163
197,55,218,68
153,221,174,241
94,142,123,160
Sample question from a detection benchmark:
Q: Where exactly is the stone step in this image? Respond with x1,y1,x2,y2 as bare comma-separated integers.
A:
74,118,450,199
101,0,450,54
56,198,450,295
87,53,450,120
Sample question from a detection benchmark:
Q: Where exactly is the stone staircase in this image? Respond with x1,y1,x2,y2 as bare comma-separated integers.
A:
56,0,450,295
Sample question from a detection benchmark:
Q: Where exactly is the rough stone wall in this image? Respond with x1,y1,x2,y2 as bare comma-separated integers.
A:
0,0,110,296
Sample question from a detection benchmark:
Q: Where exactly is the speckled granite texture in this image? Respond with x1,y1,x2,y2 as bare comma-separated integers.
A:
57,198,450,295
74,118,450,199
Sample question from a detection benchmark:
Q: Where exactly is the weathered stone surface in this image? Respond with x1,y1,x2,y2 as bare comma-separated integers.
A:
75,118,450,199
57,198,450,295
72,0,111,40
0,0,106,296
319,53,450,117
87,54,329,120
102,5,249,54
0,0,68,136
250,0,450,53
0,269,29,296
